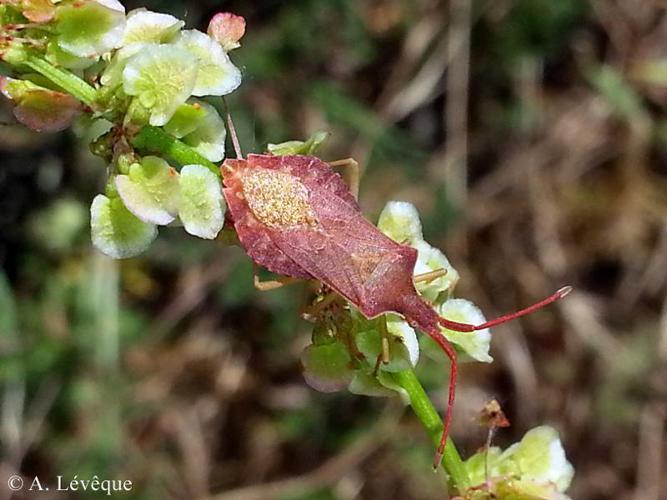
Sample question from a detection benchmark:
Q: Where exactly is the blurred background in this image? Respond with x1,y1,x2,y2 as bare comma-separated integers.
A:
1,0,667,498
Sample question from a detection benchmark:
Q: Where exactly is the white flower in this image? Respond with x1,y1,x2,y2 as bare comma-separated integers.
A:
121,9,184,47
90,194,157,259
413,240,459,300
178,165,226,239
377,201,424,244
176,29,242,97
115,156,180,225
437,298,493,363
503,426,575,493
55,0,126,58
122,44,198,126
182,102,227,162
386,315,419,367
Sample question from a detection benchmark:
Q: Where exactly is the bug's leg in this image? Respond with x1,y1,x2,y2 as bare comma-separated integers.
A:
373,315,391,376
421,287,572,468
414,268,448,284
301,291,338,320
329,158,360,200
422,326,458,469
253,264,302,291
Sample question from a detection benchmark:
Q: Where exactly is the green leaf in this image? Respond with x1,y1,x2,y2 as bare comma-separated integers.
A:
0,271,16,337
589,65,645,121
176,29,242,97
1,76,82,132
46,41,99,70
55,0,126,58
348,370,395,397
178,164,225,239
267,131,329,156
301,342,354,393
354,315,418,373
115,156,180,225
123,44,198,126
90,194,157,259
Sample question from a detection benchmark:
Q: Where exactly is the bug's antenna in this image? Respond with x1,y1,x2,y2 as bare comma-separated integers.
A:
438,286,573,332
222,97,243,159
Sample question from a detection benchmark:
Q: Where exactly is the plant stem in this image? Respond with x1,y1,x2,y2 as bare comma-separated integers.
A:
23,55,97,107
131,126,220,177
391,369,470,494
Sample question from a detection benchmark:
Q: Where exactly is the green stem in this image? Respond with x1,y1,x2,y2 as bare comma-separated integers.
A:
391,369,470,494
131,126,220,177
23,55,97,107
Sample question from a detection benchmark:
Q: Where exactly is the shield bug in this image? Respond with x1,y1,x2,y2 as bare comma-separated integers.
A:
221,153,571,467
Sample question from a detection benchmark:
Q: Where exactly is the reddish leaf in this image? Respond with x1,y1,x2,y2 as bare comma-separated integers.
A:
22,0,57,23
1,77,82,132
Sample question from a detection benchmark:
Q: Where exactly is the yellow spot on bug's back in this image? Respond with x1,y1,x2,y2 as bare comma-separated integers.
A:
241,168,316,229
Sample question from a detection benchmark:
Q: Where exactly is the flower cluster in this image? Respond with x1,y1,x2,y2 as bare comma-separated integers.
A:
462,426,575,499
0,0,245,257
1,6,576,497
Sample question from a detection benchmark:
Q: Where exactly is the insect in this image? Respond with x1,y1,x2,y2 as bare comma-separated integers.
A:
221,153,571,468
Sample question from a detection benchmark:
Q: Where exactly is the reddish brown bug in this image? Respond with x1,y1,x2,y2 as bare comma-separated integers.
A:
221,153,571,468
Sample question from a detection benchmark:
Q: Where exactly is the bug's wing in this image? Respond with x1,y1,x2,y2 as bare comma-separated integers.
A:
222,158,314,279
269,182,421,318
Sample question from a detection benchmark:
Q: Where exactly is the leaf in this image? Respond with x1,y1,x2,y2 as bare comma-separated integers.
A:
348,370,395,397
46,41,99,70
21,0,56,24
115,156,180,225
182,101,226,162
122,44,198,126
90,194,157,259
301,342,354,393
377,201,424,245
55,0,126,58
121,9,184,47
386,315,419,367
1,77,82,132
0,271,16,337
267,131,329,156
176,29,242,97
178,164,225,239
354,312,419,373
432,299,493,363
207,12,246,51
589,65,646,121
